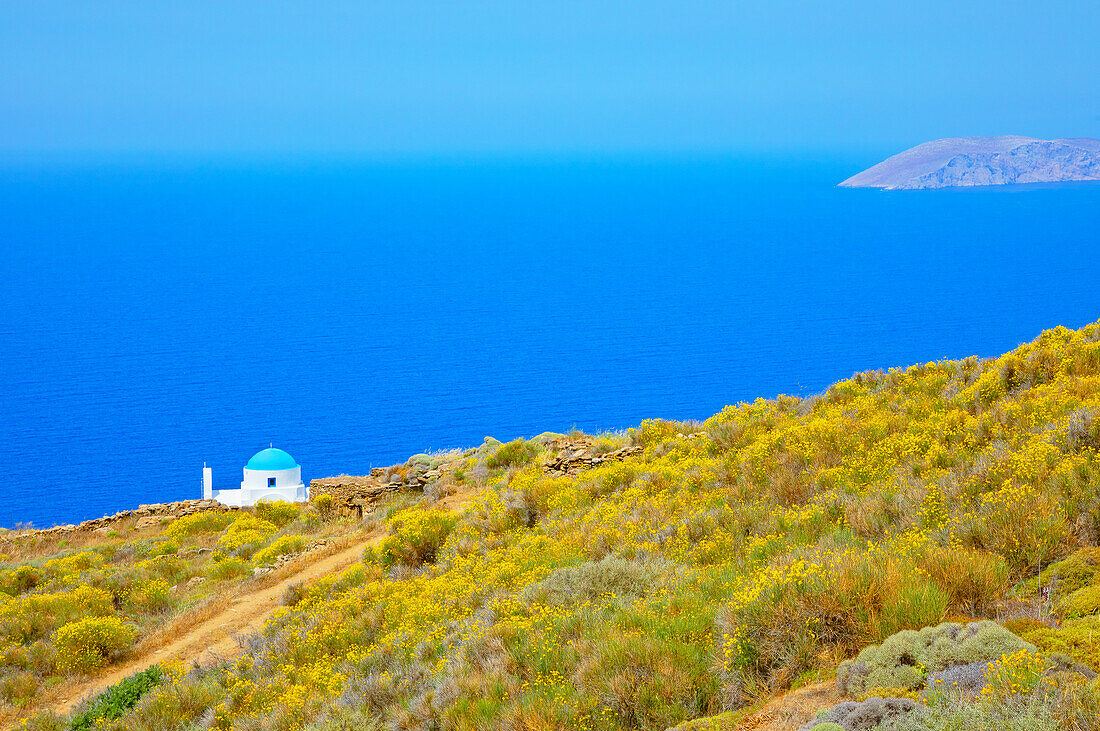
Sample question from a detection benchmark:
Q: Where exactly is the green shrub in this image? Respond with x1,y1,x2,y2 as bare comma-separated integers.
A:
837,621,1035,695
520,556,673,605
151,540,179,556
68,665,165,730
0,667,38,703
1045,548,1100,596
0,565,42,596
91,676,224,731
254,500,302,528
164,511,235,538
142,555,187,583
891,694,1063,731
1060,585,1100,619
486,439,538,470
205,557,252,581
252,535,307,565
1021,615,1100,671
53,615,137,674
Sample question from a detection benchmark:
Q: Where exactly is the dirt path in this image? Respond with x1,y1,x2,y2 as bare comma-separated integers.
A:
56,532,378,713
735,681,842,731
54,486,482,715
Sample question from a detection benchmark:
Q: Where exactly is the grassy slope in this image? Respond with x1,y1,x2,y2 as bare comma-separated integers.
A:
15,321,1100,730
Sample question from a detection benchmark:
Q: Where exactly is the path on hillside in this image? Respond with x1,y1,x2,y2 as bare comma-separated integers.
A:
56,531,378,713
56,487,480,714
735,681,842,731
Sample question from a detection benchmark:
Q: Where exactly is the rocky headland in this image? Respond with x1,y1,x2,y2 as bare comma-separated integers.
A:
840,135,1100,190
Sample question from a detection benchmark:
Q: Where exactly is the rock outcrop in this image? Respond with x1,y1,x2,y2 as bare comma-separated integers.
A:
840,136,1100,190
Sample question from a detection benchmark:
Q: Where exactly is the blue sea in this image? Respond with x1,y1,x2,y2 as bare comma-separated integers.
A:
1,154,1098,528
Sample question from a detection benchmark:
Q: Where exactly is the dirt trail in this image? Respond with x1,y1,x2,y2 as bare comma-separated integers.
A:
56,485,481,714
735,681,842,731
57,533,376,713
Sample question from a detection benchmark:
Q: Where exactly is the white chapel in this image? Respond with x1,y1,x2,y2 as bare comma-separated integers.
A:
203,446,307,507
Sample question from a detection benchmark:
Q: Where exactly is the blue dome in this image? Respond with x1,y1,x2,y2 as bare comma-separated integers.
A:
246,448,298,471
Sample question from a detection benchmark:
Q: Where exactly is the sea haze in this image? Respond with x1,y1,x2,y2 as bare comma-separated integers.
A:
1,155,1098,528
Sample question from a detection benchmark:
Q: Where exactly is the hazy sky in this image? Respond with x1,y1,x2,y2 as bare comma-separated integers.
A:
2,1,1098,155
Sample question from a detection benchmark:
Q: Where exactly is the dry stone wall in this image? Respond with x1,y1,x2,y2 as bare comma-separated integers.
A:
540,439,643,477
0,499,239,543
310,437,643,516
309,462,450,517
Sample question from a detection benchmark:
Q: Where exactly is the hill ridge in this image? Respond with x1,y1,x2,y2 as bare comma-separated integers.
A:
841,136,1100,189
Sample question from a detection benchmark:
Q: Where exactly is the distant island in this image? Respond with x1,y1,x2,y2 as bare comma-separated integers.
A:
840,135,1100,190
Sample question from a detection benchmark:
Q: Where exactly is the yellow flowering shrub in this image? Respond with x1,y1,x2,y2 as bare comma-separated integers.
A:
0,566,41,597
377,507,457,568
0,585,113,644
252,535,306,566
216,514,276,555
53,616,137,674
485,438,539,469
311,493,337,521
206,557,253,581
125,578,171,614
982,649,1048,700
43,551,103,581
254,500,302,528
164,510,236,538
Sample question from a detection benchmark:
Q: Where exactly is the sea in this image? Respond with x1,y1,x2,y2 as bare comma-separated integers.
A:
1,153,1098,528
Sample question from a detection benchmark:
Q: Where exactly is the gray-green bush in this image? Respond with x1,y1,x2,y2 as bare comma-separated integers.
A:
519,555,673,605
837,622,1035,695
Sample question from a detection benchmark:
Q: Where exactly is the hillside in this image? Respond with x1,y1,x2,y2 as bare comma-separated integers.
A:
840,136,1100,189
6,321,1100,730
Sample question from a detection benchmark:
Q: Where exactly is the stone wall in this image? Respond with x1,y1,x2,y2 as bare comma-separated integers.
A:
309,462,451,517
540,439,643,477
310,438,645,516
0,499,239,543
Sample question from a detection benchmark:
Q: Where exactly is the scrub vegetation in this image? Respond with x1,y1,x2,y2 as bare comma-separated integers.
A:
10,321,1100,729
0,499,354,726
